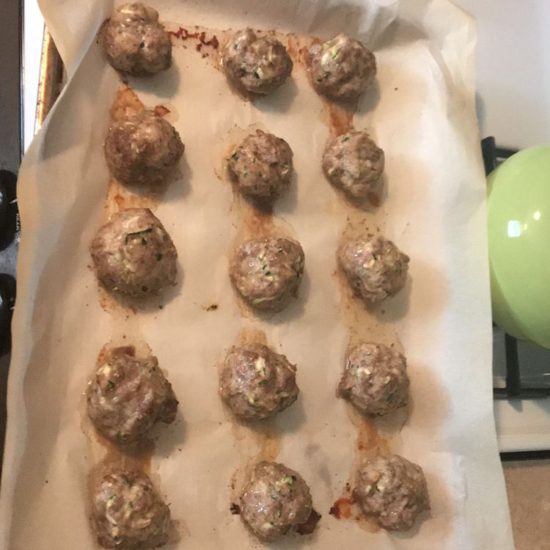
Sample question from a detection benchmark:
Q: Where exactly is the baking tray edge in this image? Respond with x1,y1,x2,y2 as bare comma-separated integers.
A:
35,29,64,131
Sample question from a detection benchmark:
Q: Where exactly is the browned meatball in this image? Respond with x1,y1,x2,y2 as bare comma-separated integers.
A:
101,3,171,76
338,343,409,415
90,208,178,297
222,29,293,95
219,343,298,420
230,237,305,312
104,110,184,187
227,130,293,203
323,131,384,199
309,34,376,102
239,461,314,541
86,347,178,444
354,454,430,531
91,467,171,548
338,235,409,304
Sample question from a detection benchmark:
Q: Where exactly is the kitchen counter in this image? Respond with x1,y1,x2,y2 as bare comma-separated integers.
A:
504,461,550,550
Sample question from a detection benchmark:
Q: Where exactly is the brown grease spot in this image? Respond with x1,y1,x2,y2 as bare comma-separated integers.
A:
256,430,281,462
106,177,151,213
329,496,354,519
99,434,155,474
237,327,268,346
299,45,312,66
286,35,299,63
326,103,355,137
296,509,321,535
351,410,389,456
105,172,172,214
231,421,281,463
154,104,170,117
113,191,126,210
96,283,136,316
328,489,380,533
242,206,274,237
168,26,223,70
169,27,220,49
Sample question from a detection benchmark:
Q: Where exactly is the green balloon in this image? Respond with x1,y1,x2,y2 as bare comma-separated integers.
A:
488,145,550,348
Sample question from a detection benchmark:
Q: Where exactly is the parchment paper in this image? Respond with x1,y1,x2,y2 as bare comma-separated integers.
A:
0,0,514,548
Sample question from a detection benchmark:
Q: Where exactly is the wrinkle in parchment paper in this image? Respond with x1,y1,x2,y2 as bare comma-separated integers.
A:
0,1,513,549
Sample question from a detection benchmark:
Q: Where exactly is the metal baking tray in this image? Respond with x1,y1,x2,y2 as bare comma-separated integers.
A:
36,30,64,129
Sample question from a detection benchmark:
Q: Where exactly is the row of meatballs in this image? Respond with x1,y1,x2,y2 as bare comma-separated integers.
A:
102,3,377,102
87,341,428,547
91,206,409,308
93,457,427,547
104,110,384,208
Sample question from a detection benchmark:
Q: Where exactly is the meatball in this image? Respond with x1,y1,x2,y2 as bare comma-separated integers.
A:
309,34,376,102
219,343,298,420
338,235,409,303
354,454,430,531
90,208,178,297
104,110,184,187
230,237,305,312
323,131,384,199
87,347,178,444
91,467,171,548
337,343,409,415
239,461,313,541
222,29,293,95
101,3,171,76
227,130,293,203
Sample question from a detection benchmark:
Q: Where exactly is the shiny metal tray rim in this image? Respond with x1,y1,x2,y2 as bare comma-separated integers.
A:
36,30,63,130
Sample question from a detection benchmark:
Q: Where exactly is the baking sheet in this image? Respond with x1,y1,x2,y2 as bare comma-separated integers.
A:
0,0,514,548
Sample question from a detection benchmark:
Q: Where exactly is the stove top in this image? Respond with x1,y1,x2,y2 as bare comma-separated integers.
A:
0,0,21,476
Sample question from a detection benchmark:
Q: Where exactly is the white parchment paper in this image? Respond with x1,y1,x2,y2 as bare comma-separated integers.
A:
0,0,514,548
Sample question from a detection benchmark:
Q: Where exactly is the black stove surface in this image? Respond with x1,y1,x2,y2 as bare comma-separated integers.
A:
0,0,22,477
